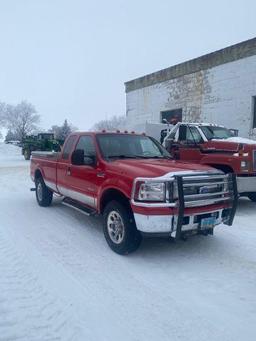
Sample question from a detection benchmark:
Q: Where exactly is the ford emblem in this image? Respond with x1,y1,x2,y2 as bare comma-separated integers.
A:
199,186,210,194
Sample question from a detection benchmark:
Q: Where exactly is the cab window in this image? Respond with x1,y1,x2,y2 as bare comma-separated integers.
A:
75,136,96,157
178,126,203,144
186,127,203,143
62,135,77,160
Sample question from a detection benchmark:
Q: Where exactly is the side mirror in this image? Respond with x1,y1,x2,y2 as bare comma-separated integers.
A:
71,149,84,165
165,138,174,150
229,129,239,137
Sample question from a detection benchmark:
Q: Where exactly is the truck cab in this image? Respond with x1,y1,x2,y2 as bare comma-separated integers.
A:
163,122,256,201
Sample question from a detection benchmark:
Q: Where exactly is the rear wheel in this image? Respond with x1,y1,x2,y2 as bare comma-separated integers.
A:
35,177,53,207
248,192,256,202
103,201,142,255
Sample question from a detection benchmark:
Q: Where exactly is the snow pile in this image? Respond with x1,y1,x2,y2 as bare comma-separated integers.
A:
0,142,27,167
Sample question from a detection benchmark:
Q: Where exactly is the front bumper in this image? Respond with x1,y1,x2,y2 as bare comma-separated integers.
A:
134,208,229,235
237,176,256,193
132,173,238,238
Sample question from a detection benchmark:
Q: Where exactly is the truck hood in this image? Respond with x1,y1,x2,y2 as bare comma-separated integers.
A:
107,158,217,179
208,137,256,152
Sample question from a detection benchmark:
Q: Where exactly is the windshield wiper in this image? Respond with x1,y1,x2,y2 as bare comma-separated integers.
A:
148,155,172,159
107,154,172,160
134,155,172,159
107,155,140,159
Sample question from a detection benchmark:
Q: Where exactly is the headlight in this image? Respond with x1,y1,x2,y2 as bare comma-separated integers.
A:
241,160,249,171
136,182,166,202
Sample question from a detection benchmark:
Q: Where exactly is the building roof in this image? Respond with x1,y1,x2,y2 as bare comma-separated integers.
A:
125,37,256,93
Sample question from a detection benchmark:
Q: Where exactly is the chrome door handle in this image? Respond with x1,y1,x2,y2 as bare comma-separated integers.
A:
67,167,71,176
97,171,105,178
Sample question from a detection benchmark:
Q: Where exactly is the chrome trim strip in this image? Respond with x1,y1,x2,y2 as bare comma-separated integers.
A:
58,185,96,208
185,197,230,207
183,175,228,181
183,181,228,187
184,191,229,199
131,199,176,208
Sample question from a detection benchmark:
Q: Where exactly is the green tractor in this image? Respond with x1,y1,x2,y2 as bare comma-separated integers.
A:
21,133,64,160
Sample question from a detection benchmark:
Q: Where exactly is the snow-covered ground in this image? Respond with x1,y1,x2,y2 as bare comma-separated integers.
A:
0,142,256,341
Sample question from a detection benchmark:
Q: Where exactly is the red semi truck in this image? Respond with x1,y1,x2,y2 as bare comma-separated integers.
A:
163,123,256,202
30,131,237,254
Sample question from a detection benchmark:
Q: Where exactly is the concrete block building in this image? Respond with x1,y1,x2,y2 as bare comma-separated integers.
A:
125,37,256,138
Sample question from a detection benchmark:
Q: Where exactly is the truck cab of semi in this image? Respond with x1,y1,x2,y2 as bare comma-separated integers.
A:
163,122,256,201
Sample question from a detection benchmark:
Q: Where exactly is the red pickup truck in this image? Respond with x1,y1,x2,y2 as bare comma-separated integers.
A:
30,131,237,254
163,123,256,202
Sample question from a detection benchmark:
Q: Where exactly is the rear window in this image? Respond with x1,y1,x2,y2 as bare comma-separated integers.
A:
62,136,77,160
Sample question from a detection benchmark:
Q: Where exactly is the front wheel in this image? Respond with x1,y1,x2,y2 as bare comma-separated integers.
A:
103,201,142,255
35,177,53,207
248,192,256,202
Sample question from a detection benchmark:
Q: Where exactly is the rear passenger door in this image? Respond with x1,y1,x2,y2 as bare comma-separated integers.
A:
57,134,78,194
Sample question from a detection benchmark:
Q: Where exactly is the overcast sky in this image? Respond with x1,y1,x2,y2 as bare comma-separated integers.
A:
0,0,255,132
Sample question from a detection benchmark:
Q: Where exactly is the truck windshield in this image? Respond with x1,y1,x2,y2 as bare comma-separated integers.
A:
200,126,233,140
97,134,171,160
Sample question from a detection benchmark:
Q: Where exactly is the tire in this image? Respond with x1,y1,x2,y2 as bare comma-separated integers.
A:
103,200,142,255
24,149,31,160
35,177,53,207
248,192,256,202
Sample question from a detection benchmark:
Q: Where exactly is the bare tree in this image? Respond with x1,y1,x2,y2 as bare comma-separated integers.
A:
92,115,127,131
2,101,40,140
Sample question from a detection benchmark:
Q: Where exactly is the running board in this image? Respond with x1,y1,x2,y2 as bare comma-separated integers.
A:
62,198,97,216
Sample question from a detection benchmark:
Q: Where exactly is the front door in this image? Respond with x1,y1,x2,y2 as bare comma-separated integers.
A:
172,125,204,162
66,135,98,209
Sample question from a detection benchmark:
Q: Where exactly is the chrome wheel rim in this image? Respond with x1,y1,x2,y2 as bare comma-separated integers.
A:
107,210,125,244
37,182,43,202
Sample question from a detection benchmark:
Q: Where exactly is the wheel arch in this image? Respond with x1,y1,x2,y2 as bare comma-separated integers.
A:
99,188,131,214
203,163,234,174
35,168,43,180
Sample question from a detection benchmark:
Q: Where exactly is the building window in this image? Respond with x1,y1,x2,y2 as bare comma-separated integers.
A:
161,109,182,125
253,97,256,129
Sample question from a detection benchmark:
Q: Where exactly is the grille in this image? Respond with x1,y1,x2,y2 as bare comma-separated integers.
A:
174,173,232,208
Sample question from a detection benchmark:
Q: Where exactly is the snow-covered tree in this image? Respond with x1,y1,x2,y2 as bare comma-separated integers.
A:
92,115,127,131
1,101,40,140
5,129,19,142
49,119,77,140
0,103,6,127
